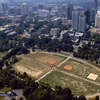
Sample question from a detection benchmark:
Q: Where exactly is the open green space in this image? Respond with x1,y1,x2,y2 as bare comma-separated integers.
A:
0,52,8,60
59,59,100,83
0,87,11,92
41,71,100,96
13,59,50,79
0,97,4,100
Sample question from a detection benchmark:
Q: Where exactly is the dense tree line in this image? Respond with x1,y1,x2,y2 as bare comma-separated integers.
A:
24,35,73,52
74,44,100,62
0,18,12,26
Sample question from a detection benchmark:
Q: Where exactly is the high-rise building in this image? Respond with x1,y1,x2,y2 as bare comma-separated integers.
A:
8,7,15,15
65,3,73,20
90,8,96,22
95,13,100,28
94,0,98,14
21,3,28,16
15,7,21,15
1,3,8,13
72,11,79,31
38,5,43,10
78,15,86,32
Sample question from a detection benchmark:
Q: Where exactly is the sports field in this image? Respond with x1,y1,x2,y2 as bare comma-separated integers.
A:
13,59,50,79
59,59,100,83
41,71,100,96
20,52,65,66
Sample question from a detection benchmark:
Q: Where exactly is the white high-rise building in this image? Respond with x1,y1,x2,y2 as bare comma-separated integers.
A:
21,3,28,16
95,13,100,28
78,15,86,32
72,11,79,31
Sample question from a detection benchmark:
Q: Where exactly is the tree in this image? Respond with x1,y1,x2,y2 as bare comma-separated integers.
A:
12,56,18,64
10,78,18,89
4,77,10,87
19,97,23,100
23,86,33,98
38,90,50,100
21,47,28,54
78,95,87,100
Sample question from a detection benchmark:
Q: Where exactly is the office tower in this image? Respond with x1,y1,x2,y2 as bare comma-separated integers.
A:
94,0,98,14
8,7,15,15
1,3,8,13
90,8,96,22
65,3,73,20
32,6,37,12
15,7,21,15
95,14,100,27
78,15,86,32
72,11,79,30
21,3,28,16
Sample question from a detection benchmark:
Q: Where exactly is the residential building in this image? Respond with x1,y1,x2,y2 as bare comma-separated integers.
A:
50,28,59,37
52,18,60,27
59,30,68,41
65,3,73,20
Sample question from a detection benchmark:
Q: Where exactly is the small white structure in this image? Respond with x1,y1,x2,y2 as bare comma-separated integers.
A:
75,32,83,37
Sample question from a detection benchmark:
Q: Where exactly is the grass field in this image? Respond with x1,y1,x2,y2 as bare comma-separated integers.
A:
20,52,65,66
41,71,100,96
0,87,11,92
0,97,4,100
59,59,100,83
0,52,8,60
13,59,50,79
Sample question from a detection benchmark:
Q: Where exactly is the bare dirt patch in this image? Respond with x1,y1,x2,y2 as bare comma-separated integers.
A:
64,65,72,70
87,73,98,80
47,60,57,65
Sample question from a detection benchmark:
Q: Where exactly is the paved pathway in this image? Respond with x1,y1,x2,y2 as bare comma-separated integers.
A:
36,70,53,82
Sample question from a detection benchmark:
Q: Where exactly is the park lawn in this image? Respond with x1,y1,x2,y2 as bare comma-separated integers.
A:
0,51,8,60
58,59,100,83
17,57,23,62
13,59,50,79
0,87,11,92
41,71,100,96
20,52,64,66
